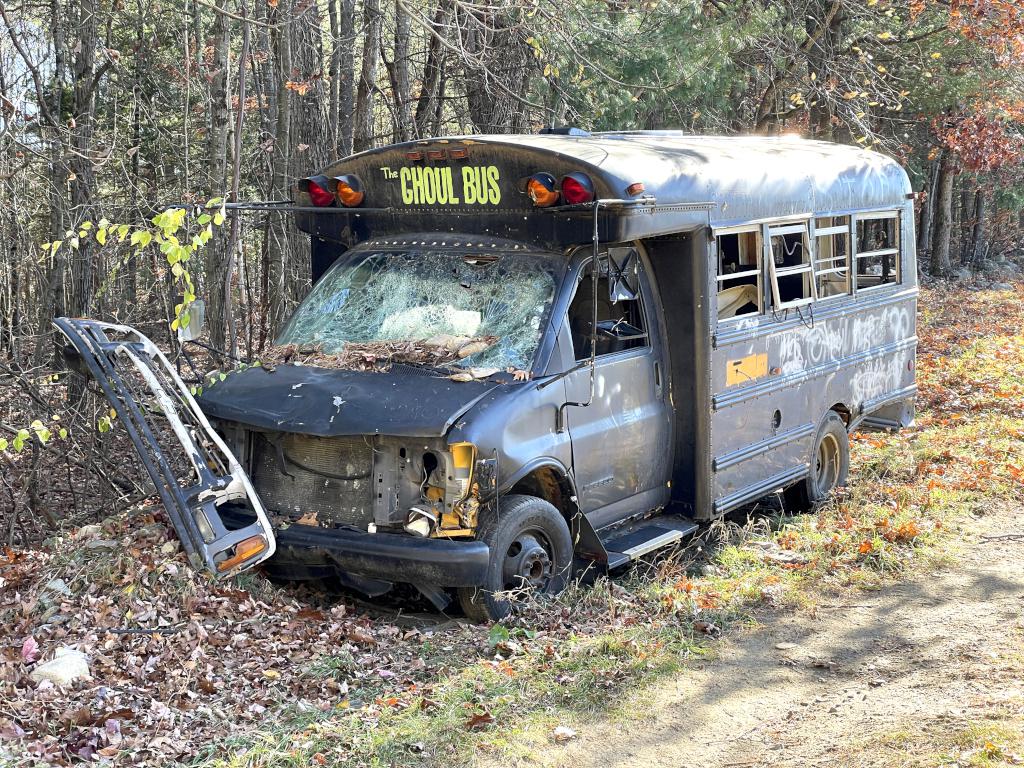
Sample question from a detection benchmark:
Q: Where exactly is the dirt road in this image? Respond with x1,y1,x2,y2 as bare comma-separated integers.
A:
531,505,1024,767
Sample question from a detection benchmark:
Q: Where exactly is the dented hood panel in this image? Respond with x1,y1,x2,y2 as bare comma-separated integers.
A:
196,364,502,437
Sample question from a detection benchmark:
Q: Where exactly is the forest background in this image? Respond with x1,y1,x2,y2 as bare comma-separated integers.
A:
0,0,1022,539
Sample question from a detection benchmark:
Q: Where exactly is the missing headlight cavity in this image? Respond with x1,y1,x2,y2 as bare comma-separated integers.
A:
422,451,439,479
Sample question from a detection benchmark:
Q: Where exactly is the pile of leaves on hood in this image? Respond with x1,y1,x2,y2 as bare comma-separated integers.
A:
261,334,499,374
0,507,489,765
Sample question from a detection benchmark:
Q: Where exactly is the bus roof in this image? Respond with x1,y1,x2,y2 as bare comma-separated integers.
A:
295,132,913,250
422,132,913,226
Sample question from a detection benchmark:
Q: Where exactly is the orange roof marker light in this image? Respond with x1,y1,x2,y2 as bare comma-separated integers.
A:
333,174,365,207
526,172,560,207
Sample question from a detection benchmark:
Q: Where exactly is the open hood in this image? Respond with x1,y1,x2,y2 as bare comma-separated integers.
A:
195,363,502,438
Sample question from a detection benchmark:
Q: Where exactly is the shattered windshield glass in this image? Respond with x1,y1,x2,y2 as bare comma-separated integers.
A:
277,247,560,371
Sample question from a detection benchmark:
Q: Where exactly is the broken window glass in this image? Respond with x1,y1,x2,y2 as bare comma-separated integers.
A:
277,247,560,371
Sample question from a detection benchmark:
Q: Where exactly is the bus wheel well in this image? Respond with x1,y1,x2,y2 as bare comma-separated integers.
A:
508,467,576,521
829,403,852,427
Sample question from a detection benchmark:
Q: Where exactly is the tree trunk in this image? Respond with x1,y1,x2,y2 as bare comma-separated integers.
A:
930,149,956,276
414,1,449,138
353,0,382,151
267,0,293,333
958,182,972,265
459,4,532,133
338,0,357,156
204,0,232,354
391,0,412,142
806,0,841,139
36,0,69,365
917,155,939,256
266,0,332,336
971,186,988,265
68,0,106,321
328,0,341,158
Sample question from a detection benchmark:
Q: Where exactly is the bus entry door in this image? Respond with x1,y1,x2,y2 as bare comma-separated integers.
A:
563,254,671,528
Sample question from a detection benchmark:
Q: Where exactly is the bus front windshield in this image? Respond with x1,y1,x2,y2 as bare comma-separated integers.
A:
277,247,559,372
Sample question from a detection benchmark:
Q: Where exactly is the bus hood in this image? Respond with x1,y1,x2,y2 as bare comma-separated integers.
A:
196,363,502,438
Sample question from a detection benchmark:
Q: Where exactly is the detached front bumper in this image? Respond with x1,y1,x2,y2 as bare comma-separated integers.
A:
53,318,277,577
221,506,489,587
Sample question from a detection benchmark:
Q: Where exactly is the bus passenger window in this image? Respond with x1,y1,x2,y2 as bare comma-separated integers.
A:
855,214,900,290
715,229,761,320
814,216,851,299
768,223,815,310
567,265,648,360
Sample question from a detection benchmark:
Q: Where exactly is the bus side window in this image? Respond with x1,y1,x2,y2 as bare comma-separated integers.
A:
855,213,900,290
768,223,815,309
814,216,851,299
715,229,761,320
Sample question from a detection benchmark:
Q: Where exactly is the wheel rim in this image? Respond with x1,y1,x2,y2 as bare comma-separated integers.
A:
501,530,554,592
813,433,841,496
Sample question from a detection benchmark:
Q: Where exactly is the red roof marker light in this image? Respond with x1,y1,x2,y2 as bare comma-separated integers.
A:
560,172,595,205
305,175,335,207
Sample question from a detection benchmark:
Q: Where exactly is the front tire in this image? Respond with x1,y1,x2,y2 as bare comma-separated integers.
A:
784,411,850,513
457,494,573,623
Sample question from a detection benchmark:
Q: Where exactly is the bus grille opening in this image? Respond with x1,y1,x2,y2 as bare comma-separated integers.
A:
250,432,374,528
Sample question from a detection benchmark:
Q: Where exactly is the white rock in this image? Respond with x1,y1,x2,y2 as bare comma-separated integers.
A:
44,578,73,598
72,524,103,541
29,647,91,687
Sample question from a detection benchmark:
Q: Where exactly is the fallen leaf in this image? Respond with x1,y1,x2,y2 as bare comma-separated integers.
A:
693,620,720,636
21,636,39,664
345,626,377,646
465,710,494,731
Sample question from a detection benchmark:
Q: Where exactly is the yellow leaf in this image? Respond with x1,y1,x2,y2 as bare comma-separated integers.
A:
877,31,892,40
263,670,281,680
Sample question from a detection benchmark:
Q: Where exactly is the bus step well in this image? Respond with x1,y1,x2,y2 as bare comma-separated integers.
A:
602,516,699,570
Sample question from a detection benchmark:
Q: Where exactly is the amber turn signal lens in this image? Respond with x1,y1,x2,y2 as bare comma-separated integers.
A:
333,174,364,207
216,535,268,572
526,173,559,207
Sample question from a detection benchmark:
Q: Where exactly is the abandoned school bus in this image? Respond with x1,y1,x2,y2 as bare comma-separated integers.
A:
57,132,917,621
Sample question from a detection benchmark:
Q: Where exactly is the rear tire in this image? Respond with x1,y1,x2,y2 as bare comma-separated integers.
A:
457,494,573,623
784,411,850,513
